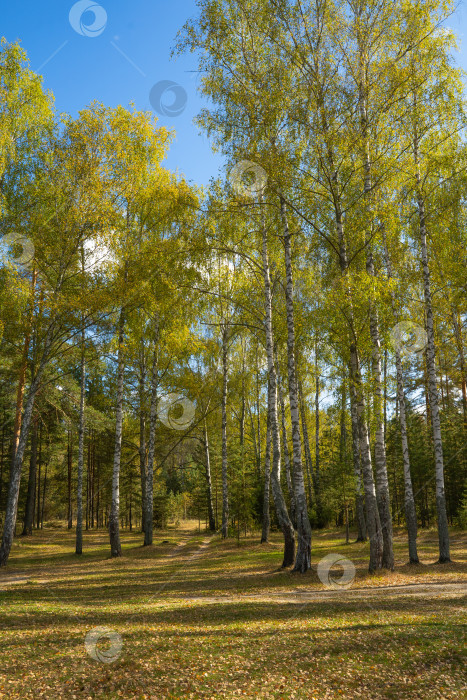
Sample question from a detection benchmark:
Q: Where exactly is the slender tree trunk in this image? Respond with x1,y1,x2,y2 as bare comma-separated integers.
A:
350,345,384,571
145,330,159,546
339,392,349,544
221,324,229,538
261,213,295,564
75,324,85,554
36,423,41,530
350,381,367,542
335,190,382,570
96,456,100,529
22,327,38,539
139,350,147,535
67,430,73,529
261,409,271,543
249,399,259,479
255,349,262,477
11,267,37,465
109,305,125,558
91,434,95,528
314,354,324,527
21,417,38,536
0,325,53,567
299,383,315,509
0,409,5,512
396,349,419,563
451,308,467,430
278,375,296,528
414,134,450,563
41,460,47,528
203,420,216,532
281,198,311,572
366,285,394,568
358,52,394,569
382,229,419,563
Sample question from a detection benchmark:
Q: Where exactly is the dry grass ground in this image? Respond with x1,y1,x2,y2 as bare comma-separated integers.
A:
0,522,466,699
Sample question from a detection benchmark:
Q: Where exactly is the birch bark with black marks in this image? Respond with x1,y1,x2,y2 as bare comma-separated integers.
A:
281,198,311,572
221,323,229,538
414,134,450,562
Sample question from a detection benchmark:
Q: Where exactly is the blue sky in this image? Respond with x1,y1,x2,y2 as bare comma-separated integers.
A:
1,1,466,188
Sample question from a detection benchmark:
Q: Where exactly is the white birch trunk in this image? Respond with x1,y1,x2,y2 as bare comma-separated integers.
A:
281,198,311,572
261,215,295,563
349,344,384,571
415,135,450,561
203,420,216,532
261,411,271,544
278,377,296,528
336,202,383,570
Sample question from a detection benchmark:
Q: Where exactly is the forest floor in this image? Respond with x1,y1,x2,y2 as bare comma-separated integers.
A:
0,522,466,699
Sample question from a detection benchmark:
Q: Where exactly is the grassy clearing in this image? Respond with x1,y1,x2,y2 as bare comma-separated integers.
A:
0,523,466,699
